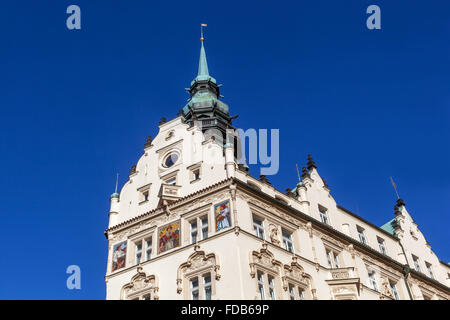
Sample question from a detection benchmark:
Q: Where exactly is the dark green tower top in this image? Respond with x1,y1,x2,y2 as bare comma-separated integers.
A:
182,38,234,135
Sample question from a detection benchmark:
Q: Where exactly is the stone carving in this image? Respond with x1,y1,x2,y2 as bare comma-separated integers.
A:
121,266,159,300
177,246,220,294
282,256,311,291
381,277,393,299
269,224,280,245
249,243,282,279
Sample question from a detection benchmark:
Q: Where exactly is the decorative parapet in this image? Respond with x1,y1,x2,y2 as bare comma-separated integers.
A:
159,183,181,203
330,267,355,280
326,267,361,300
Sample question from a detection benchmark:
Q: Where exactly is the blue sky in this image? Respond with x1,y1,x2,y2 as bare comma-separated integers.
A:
0,1,449,299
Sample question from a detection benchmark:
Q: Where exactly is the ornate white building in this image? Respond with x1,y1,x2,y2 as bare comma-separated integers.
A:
104,38,450,300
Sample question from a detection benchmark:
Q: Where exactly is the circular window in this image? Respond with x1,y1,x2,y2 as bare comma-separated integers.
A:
163,152,179,168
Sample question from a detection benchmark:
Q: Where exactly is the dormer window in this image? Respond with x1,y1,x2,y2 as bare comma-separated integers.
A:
318,205,329,225
137,184,151,204
357,226,367,245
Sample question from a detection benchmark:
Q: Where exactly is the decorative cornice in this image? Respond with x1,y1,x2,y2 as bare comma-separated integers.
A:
105,178,232,233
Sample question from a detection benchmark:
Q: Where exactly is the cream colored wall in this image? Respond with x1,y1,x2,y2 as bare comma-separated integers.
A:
113,118,228,226
105,116,449,300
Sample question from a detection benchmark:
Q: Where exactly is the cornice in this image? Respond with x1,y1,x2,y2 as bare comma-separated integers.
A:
105,178,232,234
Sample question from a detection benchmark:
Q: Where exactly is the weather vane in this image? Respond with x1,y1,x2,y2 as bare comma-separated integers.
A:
390,176,400,199
200,23,207,42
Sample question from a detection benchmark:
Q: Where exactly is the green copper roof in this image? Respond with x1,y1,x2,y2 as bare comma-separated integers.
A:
191,42,216,85
198,42,209,76
381,218,396,236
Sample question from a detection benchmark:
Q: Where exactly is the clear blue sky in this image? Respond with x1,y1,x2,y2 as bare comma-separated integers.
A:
0,0,448,299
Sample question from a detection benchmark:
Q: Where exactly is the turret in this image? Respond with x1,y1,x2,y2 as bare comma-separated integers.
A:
108,175,120,228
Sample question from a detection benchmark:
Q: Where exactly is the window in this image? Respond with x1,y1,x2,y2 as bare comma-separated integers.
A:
135,243,142,264
190,278,199,300
138,185,151,204
165,176,177,186
257,271,266,300
357,226,367,244
282,229,294,252
368,271,378,291
412,255,421,272
377,237,386,255
163,152,179,168
319,206,329,225
203,274,212,300
389,280,399,300
288,283,306,300
288,284,295,300
201,216,208,240
253,216,265,240
326,249,340,268
145,238,152,261
188,215,209,244
268,275,276,300
425,262,434,279
256,271,279,300
190,220,198,244
298,288,305,300
191,168,200,182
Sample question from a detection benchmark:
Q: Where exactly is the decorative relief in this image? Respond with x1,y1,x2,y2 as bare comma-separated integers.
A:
269,224,280,245
413,276,450,300
331,269,350,280
121,267,159,300
282,257,311,291
249,243,283,279
381,277,393,299
177,245,220,294
321,234,345,250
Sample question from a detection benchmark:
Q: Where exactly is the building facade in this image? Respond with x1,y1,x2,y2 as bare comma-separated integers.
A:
104,38,450,300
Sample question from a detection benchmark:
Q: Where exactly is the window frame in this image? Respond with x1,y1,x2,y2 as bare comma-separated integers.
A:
412,255,421,272
377,237,387,255
368,270,378,292
357,226,367,245
253,216,265,240
425,262,434,279
255,270,279,300
318,205,329,225
282,229,294,253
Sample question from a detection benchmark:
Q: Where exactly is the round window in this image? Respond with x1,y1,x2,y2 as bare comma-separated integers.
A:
163,152,179,168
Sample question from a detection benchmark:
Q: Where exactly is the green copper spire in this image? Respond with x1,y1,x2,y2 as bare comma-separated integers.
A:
197,41,209,77
193,42,216,83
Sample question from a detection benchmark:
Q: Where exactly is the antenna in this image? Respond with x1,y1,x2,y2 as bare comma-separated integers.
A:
390,176,400,199
115,173,119,194
296,164,301,183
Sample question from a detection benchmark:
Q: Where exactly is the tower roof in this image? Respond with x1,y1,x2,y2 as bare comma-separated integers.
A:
194,42,216,84
182,26,233,133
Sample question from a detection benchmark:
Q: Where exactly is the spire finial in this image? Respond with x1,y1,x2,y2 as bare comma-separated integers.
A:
200,23,207,42
111,173,120,198
197,25,209,77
